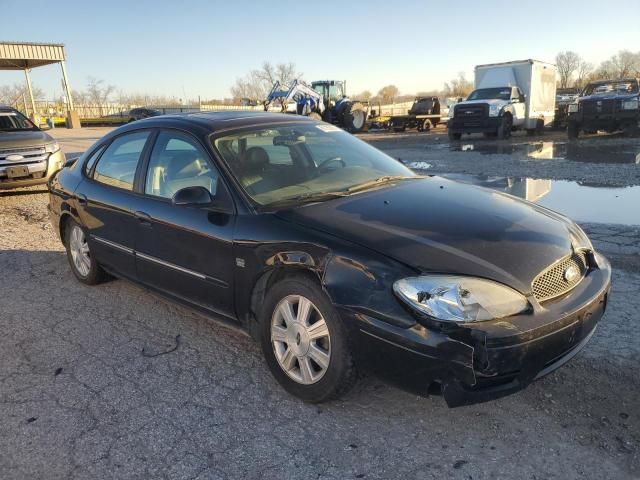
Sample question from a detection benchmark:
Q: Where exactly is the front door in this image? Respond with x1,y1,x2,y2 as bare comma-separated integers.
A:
134,129,236,318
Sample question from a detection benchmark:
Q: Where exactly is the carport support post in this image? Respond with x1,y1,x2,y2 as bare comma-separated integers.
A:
60,60,80,128
24,68,37,123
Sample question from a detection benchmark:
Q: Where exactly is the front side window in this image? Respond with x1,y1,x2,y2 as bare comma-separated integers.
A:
145,131,219,199
213,122,415,207
93,131,150,190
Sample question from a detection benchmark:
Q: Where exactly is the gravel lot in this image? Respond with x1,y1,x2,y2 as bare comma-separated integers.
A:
1,127,638,479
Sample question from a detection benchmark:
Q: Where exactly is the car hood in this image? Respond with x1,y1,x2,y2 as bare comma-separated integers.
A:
457,99,507,108
580,92,638,102
276,177,586,294
0,130,53,149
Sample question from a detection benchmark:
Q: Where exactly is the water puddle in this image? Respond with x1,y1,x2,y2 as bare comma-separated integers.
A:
450,141,640,164
440,174,640,225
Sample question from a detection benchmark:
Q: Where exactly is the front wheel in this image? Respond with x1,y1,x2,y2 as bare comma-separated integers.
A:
448,130,462,141
497,114,512,139
260,277,357,403
65,219,107,285
567,122,580,140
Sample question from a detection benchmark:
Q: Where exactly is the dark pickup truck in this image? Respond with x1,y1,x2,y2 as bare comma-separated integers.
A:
567,79,639,139
389,96,441,132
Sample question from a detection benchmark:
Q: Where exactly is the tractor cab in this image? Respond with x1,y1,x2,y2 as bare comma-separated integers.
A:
311,80,347,102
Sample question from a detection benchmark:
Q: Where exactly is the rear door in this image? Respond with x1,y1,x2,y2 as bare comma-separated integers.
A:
76,130,153,279
134,129,236,318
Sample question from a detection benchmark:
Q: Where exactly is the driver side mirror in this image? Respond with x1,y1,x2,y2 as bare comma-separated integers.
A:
172,186,213,207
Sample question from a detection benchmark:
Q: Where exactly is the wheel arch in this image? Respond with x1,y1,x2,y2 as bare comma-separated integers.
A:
247,265,324,340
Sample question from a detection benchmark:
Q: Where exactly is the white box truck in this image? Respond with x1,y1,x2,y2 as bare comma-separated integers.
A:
448,59,557,140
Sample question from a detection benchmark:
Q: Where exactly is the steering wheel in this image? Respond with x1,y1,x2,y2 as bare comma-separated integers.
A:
317,156,346,172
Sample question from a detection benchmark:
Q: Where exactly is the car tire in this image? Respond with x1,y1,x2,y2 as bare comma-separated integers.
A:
567,122,580,140
259,276,357,403
497,114,512,139
623,123,640,137
64,219,107,285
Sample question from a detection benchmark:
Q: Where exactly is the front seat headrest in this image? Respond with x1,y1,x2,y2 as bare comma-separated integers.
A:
241,147,269,172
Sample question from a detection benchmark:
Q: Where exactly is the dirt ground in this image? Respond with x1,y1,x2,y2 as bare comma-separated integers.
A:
0,126,638,479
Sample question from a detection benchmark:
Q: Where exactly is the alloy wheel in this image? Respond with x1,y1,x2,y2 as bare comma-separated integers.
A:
271,295,331,385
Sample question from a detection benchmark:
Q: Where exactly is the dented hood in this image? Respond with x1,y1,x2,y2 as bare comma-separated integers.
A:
277,177,585,294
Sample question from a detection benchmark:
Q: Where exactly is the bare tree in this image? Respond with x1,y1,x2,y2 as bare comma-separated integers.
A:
231,61,302,101
574,60,593,89
85,77,115,104
556,51,581,88
595,50,640,79
356,90,372,101
443,72,473,98
378,85,399,103
0,82,45,104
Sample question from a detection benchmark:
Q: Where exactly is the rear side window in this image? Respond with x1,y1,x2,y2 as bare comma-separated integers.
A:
83,145,105,175
93,131,150,190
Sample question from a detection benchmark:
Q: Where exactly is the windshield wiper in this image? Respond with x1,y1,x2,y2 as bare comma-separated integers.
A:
263,191,349,209
345,175,420,194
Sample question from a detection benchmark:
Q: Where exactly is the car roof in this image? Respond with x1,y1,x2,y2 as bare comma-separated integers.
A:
123,111,316,133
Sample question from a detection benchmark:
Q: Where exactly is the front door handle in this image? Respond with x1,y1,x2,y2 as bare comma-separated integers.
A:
76,193,88,206
134,211,152,227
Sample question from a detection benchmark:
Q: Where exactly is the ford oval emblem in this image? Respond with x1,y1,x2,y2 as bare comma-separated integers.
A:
564,265,580,283
6,154,24,162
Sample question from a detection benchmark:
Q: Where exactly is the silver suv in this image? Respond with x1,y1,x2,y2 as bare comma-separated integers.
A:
0,106,65,190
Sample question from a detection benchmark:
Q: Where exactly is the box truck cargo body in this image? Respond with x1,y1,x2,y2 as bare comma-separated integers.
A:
448,59,557,140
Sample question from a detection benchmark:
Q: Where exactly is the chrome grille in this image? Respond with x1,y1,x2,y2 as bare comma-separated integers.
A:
532,251,588,302
0,146,48,166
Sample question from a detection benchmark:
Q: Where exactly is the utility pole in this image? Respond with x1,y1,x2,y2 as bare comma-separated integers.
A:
24,68,37,121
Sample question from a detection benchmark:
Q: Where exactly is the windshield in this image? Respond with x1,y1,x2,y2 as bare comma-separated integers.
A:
212,122,415,207
583,81,639,96
0,110,38,132
467,88,512,101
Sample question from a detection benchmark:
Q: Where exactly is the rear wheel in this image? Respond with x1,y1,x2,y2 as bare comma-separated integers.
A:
260,277,357,403
343,103,366,132
64,219,107,285
421,119,432,132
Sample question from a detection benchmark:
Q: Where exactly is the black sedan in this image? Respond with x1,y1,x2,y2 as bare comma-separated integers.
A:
128,107,162,122
48,112,611,406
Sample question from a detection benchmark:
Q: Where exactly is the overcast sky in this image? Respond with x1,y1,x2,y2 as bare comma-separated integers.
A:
2,0,639,100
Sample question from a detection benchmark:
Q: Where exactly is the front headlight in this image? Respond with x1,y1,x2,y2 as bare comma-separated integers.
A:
44,141,60,154
488,104,501,117
393,275,529,323
448,107,455,118
622,99,639,110
568,103,579,113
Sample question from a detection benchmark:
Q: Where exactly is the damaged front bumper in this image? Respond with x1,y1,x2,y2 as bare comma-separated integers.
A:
343,253,611,407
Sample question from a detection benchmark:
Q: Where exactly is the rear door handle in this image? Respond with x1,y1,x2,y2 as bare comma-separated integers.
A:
134,211,153,227
75,193,88,206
